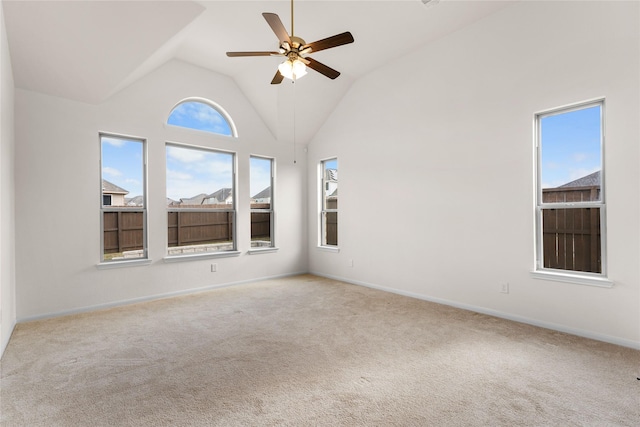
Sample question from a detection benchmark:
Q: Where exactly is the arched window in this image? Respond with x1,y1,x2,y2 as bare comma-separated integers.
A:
167,98,237,137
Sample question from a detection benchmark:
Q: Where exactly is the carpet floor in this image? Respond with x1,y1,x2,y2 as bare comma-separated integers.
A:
1,274,638,426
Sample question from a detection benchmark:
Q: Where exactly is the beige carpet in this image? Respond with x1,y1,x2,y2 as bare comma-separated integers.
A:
1,274,638,426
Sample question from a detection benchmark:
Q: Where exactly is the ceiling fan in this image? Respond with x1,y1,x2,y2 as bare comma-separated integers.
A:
226,0,354,84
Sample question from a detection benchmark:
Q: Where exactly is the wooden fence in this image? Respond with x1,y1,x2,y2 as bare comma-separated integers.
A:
103,204,272,254
541,186,601,273
325,198,338,245
250,205,271,240
167,210,234,248
103,210,145,254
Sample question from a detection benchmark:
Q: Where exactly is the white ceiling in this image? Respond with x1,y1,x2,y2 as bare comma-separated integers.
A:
3,0,516,142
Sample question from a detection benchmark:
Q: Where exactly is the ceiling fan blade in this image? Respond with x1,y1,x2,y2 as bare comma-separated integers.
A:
226,51,280,57
303,32,354,53
271,70,284,85
306,57,340,80
262,13,291,44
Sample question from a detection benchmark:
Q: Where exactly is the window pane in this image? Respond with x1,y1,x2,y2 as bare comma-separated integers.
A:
323,211,338,246
321,158,338,246
542,207,601,273
250,212,272,247
166,145,235,254
250,157,273,248
101,136,145,261
250,157,272,210
323,159,338,209
540,105,601,202
167,101,232,136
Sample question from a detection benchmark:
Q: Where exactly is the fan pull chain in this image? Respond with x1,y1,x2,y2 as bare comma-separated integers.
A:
293,79,297,164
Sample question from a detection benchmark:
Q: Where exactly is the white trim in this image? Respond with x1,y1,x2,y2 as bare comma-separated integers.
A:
16,272,307,324
317,245,339,253
96,259,152,269
99,133,148,264
248,247,279,255
534,99,606,277
530,270,613,288
311,272,638,350
163,251,241,263
250,155,275,250
166,97,238,138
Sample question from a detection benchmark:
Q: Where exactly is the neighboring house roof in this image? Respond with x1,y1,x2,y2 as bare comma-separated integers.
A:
102,179,128,195
326,169,338,181
558,170,601,188
252,187,271,200
177,189,233,205
180,193,208,205
204,188,233,204
125,195,144,206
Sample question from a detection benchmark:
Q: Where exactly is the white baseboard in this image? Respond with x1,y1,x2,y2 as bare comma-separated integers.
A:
312,271,640,351
17,271,307,324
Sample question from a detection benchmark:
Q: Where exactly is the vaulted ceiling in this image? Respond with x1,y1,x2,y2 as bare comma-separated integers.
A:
3,0,516,143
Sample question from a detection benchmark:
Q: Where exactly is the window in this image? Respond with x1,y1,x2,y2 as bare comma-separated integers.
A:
166,143,236,256
535,100,605,278
320,158,338,247
167,99,236,137
100,134,147,262
250,156,274,249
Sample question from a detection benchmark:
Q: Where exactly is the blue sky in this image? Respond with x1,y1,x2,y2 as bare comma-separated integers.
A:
101,136,144,198
324,159,338,171
167,101,232,136
540,105,601,189
250,157,272,198
166,145,234,201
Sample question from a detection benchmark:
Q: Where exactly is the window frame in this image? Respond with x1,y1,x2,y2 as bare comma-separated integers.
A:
319,157,339,250
164,142,239,261
98,133,149,267
249,155,277,253
166,97,238,138
532,98,612,287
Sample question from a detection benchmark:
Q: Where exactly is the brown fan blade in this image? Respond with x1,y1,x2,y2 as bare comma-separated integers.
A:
262,13,291,44
226,51,280,57
271,70,284,85
306,57,340,80
303,32,354,53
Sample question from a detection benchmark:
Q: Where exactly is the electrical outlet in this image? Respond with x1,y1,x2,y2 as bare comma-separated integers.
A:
211,263,217,273
500,283,509,294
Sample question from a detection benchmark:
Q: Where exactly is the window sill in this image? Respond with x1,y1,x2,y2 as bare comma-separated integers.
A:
248,247,279,255
164,251,241,263
530,270,614,288
317,245,340,253
96,259,152,269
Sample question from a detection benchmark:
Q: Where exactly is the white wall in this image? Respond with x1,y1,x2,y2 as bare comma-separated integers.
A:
0,0,16,358
308,1,640,348
14,60,308,320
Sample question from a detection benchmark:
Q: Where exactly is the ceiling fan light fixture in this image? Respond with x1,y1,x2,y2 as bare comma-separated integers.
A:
278,58,307,80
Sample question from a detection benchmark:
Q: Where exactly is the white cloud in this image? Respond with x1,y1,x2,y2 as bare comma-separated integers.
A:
166,169,192,181
102,166,122,177
571,152,588,163
167,146,206,163
101,137,126,147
